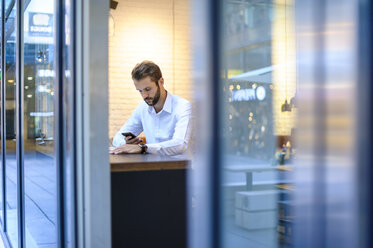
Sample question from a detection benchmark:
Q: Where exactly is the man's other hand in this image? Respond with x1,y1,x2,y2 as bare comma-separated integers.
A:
109,144,142,154
125,136,143,144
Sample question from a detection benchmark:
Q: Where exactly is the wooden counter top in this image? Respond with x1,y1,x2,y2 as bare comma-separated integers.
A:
110,154,190,172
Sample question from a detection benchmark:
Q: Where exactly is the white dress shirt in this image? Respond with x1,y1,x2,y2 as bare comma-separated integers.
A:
112,92,192,155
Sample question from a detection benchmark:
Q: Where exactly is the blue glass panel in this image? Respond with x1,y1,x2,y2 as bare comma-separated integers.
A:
23,0,57,247
63,0,75,247
5,3,18,247
220,1,294,247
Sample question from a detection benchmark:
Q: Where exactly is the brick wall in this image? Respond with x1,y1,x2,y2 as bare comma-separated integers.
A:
272,0,297,136
109,0,192,138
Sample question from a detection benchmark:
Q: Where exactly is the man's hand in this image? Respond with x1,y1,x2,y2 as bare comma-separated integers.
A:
125,136,143,144
109,144,142,154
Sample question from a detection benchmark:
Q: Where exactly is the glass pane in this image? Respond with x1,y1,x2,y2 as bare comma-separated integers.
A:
5,3,17,247
23,0,57,247
220,0,295,247
63,0,75,246
5,0,14,16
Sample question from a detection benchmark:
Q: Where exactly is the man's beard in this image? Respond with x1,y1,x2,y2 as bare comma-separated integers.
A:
144,85,161,106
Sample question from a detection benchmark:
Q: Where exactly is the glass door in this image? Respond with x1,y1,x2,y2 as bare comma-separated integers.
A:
23,0,57,247
4,0,18,246
220,0,295,247
190,0,296,247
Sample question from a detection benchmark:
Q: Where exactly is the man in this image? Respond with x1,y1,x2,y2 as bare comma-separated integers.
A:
111,61,192,155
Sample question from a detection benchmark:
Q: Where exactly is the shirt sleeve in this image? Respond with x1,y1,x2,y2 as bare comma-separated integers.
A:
146,102,192,155
112,104,144,147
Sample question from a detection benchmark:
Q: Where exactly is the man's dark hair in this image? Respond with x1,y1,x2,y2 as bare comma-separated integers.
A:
131,61,163,85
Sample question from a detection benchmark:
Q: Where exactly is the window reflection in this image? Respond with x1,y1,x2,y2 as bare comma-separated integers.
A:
5,0,14,15
221,0,295,247
62,0,75,246
23,0,57,247
5,3,18,247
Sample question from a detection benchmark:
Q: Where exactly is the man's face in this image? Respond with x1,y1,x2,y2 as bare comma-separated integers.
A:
134,76,161,106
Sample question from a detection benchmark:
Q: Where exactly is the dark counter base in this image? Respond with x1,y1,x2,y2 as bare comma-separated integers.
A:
111,169,187,248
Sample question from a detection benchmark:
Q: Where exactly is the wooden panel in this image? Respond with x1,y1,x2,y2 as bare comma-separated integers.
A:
110,154,190,172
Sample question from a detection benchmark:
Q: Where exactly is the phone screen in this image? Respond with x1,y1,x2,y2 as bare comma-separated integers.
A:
122,132,136,139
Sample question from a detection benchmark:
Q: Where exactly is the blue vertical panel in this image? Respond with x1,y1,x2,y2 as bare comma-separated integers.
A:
62,0,75,246
323,1,358,246
23,0,57,247
4,1,18,246
219,0,288,247
188,0,216,247
190,0,296,247
294,0,359,247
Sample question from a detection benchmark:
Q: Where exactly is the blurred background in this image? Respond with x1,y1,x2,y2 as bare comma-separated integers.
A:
109,0,364,247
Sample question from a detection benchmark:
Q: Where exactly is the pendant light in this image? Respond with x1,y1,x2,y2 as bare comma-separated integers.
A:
109,0,118,37
281,99,292,112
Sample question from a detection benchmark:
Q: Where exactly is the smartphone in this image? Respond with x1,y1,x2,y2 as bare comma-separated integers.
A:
122,132,136,140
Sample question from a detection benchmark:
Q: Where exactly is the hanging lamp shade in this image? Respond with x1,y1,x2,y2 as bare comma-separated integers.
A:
281,99,292,112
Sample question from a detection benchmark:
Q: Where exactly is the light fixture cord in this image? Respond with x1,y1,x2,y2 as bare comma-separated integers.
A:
109,12,115,36
172,0,176,94
285,0,287,100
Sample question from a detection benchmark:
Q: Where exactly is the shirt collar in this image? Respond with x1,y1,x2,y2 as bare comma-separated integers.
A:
148,91,172,114
162,91,172,114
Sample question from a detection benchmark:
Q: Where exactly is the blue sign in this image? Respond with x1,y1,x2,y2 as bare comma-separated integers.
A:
231,86,266,102
29,12,53,37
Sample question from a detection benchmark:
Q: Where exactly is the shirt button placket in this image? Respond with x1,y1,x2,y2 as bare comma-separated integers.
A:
156,114,160,137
